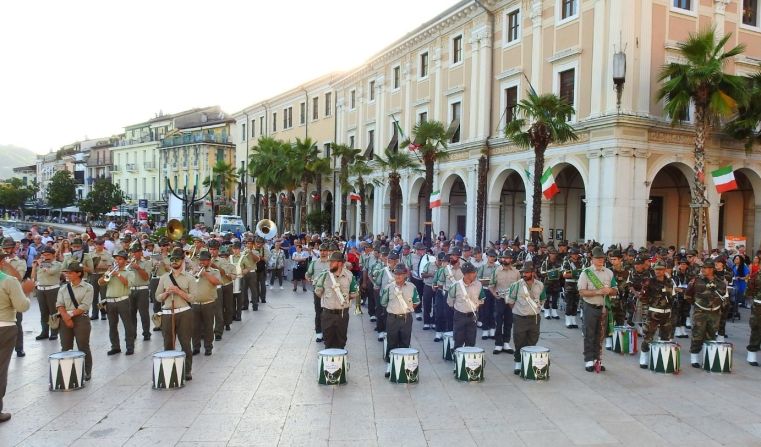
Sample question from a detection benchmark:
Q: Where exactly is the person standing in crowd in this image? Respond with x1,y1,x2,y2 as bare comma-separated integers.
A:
732,254,749,312
127,243,152,341
97,250,136,355
561,247,586,329
56,262,93,381
291,243,310,292
192,250,221,355
0,251,32,423
447,261,483,348
313,252,358,349
307,244,332,342
685,259,727,368
32,246,62,341
229,241,253,319
211,244,234,333
506,261,545,374
380,263,419,377
1,239,27,357
577,247,617,372
490,250,520,355
638,262,674,368
269,240,286,289
89,238,113,321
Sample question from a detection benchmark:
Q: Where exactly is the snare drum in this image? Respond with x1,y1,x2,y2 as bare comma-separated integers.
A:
454,347,484,382
520,346,550,380
49,351,86,391
389,348,419,384
612,325,638,355
649,341,680,374
442,332,455,361
152,350,186,390
702,341,732,373
318,348,348,385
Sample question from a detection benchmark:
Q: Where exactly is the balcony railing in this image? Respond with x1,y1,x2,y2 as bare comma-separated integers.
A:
115,136,158,147
160,133,231,148
144,161,155,170
126,163,138,172
111,166,120,172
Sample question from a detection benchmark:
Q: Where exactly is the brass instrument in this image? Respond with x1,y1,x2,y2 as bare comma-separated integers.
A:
166,219,185,241
255,219,277,240
103,263,120,281
194,266,206,279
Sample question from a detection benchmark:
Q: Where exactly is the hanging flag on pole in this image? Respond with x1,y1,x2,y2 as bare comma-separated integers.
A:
541,168,559,200
408,142,422,151
429,190,441,208
711,165,737,193
348,192,362,202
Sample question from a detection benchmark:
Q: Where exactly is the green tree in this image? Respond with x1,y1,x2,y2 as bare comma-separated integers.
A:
349,156,373,237
725,71,761,151
0,177,38,216
333,144,362,237
249,137,287,222
79,179,125,216
202,160,239,223
47,170,77,216
375,148,421,236
504,88,578,244
657,28,747,250
401,120,450,244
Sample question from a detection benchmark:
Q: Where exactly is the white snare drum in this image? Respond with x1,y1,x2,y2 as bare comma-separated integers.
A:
389,348,419,384
702,341,732,373
612,325,638,355
454,347,484,382
442,331,455,361
520,346,550,380
318,348,348,385
152,350,186,390
649,341,680,374
49,351,85,391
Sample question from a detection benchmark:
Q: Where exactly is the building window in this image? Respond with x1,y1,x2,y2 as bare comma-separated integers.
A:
324,143,331,159
368,129,375,152
449,101,461,143
300,102,306,125
350,90,356,109
251,119,255,138
673,0,691,10
452,35,463,64
349,135,355,148
561,0,577,20
559,69,575,107
744,0,759,27
273,112,277,132
286,107,293,128
260,117,264,136
325,92,332,116
505,86,518,124
313,97,319,120
420,52,429,78
418,111,428,123
507,9,520,43
369,80,376,101
393,66,400,89
241,123,246,140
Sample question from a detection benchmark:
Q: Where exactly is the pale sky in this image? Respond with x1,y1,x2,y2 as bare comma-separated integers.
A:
0,0,459,153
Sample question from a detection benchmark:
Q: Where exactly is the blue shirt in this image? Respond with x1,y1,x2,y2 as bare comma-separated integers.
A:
732,264,749,294
26,245,38,268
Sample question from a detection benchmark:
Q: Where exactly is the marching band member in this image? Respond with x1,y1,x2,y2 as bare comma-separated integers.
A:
155,248,196,380
230,241,253,319
606,250,629,349
561,247,586,329
490,250,519,355
56,262,94,381
577,247,617,372
672,256,692,338
409,242,428,321
380,263,419,377
127,243,152,341
373,250,401,342
1,239,27,357
447,261,483,348
477,249,499,340
0,251,31,423
685,259,727,368
539,248,563,320
747,267,761,366
97,250,136,355
313,252,358,349
90,238,113,320
251,236,270,305
433,247,462,341
268,241,286,289
192,250,221,355
150,238,171,318
307,243,331,342
506,261,545,374
63,238,94,283
419,247,438,331
639,261,674,368
713,257,734,342
214,244,235,331
33,246,62,341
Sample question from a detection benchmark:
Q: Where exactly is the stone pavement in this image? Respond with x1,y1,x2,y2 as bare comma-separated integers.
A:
2,286,761,447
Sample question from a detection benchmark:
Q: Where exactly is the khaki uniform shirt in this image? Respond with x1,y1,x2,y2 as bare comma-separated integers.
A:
507,279,546,316
373,264,396,291
478,262,498,287
421,261,438,287
5,256,27,281
36,260,63,286
314,269,358,310
56,281,94,313
105,268,131,298
307,259,330,282
578,266,616,306
90,249,114,274
63,251,94,279
490,265,520,300
434,264,463,290
128,259,152,287
213,257,234,286
446,279,484,313
155,270,197,309
194,268,221,303
230,252,253,277
0,272,30,323
380,281,420,315
151,253,171,278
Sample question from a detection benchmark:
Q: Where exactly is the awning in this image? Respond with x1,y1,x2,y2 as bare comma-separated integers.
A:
363,140,374,159
61,206,80,213
386,132,398,152
446,118,460,141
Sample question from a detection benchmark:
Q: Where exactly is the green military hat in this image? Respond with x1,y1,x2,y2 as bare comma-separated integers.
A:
170,248,185,261
319,243,329,250
198,250,212,261
702,259,715,268
113,250,129,259
677,256,689,264
328,252,345,262
653,261,668,270
437,251,448,261
379,246,390,255
62,261,83,273
219,245,230,255
499,250,513,258
71,238,83,247
388,252,400,260
1,237,14,249
393,263,409,275
486,249,498,257
461,262,477,274
414,242,425,251
448,246,462,256
520,261,535,273
129,242,142,253
328,242,339,251
609,249,622,258
207,239,221,249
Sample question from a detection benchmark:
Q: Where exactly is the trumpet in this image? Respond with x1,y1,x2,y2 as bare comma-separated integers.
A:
354,291,363,315
103,263,120,281
194,266,206,279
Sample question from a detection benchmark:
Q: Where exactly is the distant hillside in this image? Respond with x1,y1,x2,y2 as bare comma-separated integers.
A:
0,145,38,180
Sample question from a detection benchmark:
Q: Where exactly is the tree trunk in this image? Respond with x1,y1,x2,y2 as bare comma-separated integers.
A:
690,106,708,251
301,180,309,233
359,178,367,237
316,175,325,233
476,154,488,248
423,159,434,245
531,144,547,245
340,159,349,238
389,173,399,236
209,186,215,226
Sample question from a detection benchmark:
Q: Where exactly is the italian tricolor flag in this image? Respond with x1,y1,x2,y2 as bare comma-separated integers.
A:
429,190,441,209
711,165,737,193
348,192,362,202
541,168,559,200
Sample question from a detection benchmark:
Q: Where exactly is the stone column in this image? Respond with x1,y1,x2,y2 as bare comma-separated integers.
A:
433,45,443,121
469,30,481,142
589,0,606,117
466,166,478,243
530,0,543,89
630,149,651,246
714,0,731,37
485,202,501,244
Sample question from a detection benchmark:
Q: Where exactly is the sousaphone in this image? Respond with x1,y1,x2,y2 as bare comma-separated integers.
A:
255,219,277,240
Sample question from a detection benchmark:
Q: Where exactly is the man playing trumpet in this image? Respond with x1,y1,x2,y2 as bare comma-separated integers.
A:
192,250,221,355
127,243,152,341
98,250,136,355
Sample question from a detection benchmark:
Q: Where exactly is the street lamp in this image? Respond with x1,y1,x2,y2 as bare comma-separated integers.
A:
613,49,626,113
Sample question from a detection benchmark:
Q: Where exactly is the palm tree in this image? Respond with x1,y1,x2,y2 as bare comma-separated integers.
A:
350,156,373,237
333,143,362,237
375,148,421,236
657,28,747,250
725,72,761,152
504,88,577,244
401,120,449,244
249,137,286,221
307,156,332,232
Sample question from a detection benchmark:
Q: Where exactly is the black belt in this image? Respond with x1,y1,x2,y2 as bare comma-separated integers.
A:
389,313,411,319
584,303,603,309
323,308,347,314
455,310,475,317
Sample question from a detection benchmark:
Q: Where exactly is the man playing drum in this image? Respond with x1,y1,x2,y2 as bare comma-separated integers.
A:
56,262,94,381
313,252,358,349
639,261,674,368
380,263,419,377
506,261,545,374
685,259,727,368
447,262,484,348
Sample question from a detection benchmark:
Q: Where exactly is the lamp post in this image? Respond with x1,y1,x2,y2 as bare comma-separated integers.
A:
612,49,627,113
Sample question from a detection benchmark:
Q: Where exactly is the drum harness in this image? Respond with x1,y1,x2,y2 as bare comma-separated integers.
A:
327,271,348,315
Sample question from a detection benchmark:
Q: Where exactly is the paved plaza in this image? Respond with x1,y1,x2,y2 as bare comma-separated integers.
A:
2,287,761,447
